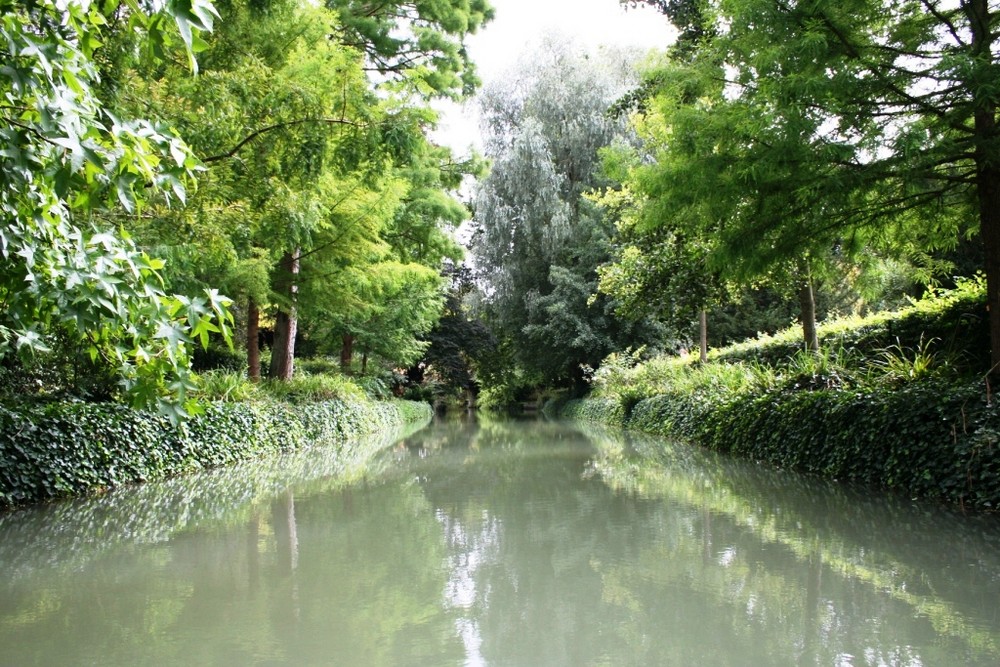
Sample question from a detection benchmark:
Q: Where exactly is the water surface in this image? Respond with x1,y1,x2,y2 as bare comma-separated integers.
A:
2,416,1000,666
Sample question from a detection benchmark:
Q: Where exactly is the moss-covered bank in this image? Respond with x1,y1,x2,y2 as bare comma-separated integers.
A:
0,398,431,509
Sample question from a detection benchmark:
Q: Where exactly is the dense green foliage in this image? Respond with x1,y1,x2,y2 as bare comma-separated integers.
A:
327,0,494,99
561,281,1000,509
619,380,1000,510
411,265,496,404
0,396,431,508
713,278,991,369
0,0,232,417
117,0,487,381
604,0,1000,369
1,0,493,414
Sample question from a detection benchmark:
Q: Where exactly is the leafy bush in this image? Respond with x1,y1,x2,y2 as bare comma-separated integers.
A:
296,357,341,376
192,343,248,373
570,374,1000,510
192,371,261,402
714,276,989,371
477,383,522,413
355,373,393,400
561,398,627,426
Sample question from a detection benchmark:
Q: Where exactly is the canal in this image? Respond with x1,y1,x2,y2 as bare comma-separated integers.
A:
2,416,1000,666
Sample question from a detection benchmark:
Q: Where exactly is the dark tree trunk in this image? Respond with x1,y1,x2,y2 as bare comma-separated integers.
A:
698,309,708,363
361,350,368,375
977,160,1000,375
269,249,300,380
798,267,819,352
970,0,1000,373
340,333,354,374
247,297,260,382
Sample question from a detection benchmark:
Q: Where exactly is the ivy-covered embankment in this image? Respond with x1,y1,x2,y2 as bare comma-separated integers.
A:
0,398,431,509
558,279,1000,511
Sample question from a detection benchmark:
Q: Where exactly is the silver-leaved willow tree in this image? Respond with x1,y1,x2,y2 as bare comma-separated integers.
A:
471,37,666,393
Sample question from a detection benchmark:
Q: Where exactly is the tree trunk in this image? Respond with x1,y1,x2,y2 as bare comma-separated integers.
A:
798,269,819,352
247,297,260,382
977,160,1000,375
340,333,354,374
361,350,368,375
269,249,300,380
699,309,708,363
970,0,1000,374
270,491,299,573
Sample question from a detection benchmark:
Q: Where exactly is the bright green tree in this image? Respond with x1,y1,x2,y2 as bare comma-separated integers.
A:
327,0,495,99
125,0,487,382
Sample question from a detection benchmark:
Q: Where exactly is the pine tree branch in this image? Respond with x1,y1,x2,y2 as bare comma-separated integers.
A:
920,0,966,46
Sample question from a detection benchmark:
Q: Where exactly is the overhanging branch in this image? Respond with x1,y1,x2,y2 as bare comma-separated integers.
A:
202,117,363,163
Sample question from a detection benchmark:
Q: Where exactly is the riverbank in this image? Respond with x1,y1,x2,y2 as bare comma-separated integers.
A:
555,278,1000,511
0,396,431,509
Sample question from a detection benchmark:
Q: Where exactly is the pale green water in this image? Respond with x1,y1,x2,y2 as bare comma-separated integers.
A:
3,416,1000,666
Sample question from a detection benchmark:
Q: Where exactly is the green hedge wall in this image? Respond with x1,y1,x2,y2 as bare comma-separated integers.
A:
567,379,1000,510
560,397,627,427
0,398,431,509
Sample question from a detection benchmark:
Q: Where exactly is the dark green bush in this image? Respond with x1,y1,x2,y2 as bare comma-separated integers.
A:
0,398,431,509
191,343,248,373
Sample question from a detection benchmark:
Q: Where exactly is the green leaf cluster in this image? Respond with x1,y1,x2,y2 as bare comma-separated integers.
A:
602,0,1000,367
0,0,232,415
121,0,486,378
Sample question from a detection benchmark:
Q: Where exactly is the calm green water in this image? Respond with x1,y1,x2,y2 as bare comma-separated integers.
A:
3,417,1000,666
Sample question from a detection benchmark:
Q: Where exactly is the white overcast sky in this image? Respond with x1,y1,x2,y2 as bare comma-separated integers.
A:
433,0,676,154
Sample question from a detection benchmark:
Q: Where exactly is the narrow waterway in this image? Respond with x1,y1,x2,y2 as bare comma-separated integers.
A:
3,416,1000,666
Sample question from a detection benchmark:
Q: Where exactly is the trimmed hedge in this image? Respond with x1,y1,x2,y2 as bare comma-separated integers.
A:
564,379,1000,510
0,398,431,509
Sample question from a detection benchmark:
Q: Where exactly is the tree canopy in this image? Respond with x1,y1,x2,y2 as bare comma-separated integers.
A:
1,0,491,412
471,39,665,389
609,0,999,366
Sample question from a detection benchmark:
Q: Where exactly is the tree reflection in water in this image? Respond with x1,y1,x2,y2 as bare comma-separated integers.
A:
2,415,1000,665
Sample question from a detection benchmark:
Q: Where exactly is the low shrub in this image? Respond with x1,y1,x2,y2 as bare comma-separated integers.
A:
714,276,989,371
192,343,248,373
192,370,261,402
260,373,365,403
296,357,341,376
561,397,627,426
